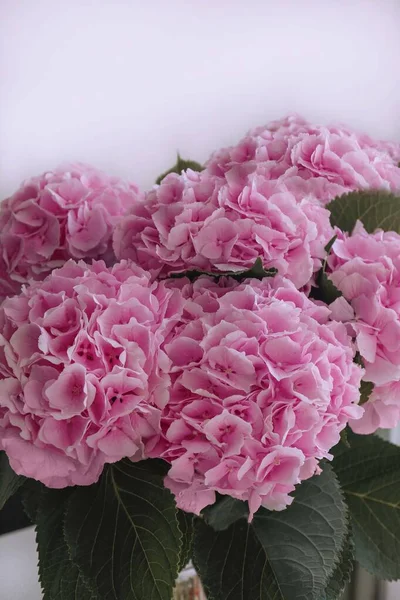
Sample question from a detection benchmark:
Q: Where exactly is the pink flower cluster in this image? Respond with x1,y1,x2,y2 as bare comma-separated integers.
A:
0,260,182,487
157,275,362,516
207,114,400,194
0,164,141,300
114,165,334,289
327,222,400,434
114,115,400,288
1,116,398,517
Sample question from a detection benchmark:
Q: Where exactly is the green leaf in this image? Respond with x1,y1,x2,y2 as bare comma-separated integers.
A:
36,488,95,600
252,464,347,600
177,510,195,571
333,431,400,579
324,235,338,254
327,190,400,234
155,154,203,184
194,464,347,600
21,479,45,524
354,352,365,368
339,428,351,449
316,271,342,304
322,526,354,600
311,234,341,305
194,519,272,600
169,257,277,283
0,451,25,510
64,459,180,600
202,496,248,531
232,257,277,281
359,380,374,405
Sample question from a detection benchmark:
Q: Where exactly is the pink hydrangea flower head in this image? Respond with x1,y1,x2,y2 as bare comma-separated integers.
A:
0,259,183,487
349,381,400,435
289,130,400,191
205,114,400,206
114,166,334,289
156,275,363,517
327,222,400,433
0,163,142,298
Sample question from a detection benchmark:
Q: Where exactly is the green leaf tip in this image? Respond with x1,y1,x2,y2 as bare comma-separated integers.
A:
155,154,203,184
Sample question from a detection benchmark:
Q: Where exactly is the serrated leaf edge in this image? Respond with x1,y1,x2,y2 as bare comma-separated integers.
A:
333,433,400,580
62,493,99,597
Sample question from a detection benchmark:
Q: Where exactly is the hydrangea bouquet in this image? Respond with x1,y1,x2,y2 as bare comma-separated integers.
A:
1,115,400,600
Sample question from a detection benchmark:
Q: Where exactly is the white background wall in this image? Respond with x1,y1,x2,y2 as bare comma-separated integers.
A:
0,1,399,599
1,0,400,197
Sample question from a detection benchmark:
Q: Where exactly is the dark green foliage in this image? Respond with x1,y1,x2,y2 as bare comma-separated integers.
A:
194,465,347,600
64,460,181,600
333,432,400,579
0,451,25,510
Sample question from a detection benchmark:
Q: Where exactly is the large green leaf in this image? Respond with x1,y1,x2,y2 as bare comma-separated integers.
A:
155,154,203,184
252,464,347,600
36,488,95,600
194,464,347,600
64,459,180,600
194,519,273,600
0,451,24,510
333,432,400,579
322,526,354,600
327,190,400,234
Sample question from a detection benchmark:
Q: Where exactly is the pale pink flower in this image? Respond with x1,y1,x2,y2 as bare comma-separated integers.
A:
0,259,183,487
206,114,400,205
327,223,400,433
289,131,400,190
350,381,400,434
0,164,142,299
114,166,334,289
157,275,363,516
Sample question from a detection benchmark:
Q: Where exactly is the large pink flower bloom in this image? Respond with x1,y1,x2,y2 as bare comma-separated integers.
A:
206,114,400,203
327,223,400,433
0,164,142,300
114,166,334,289
0,260,183,487
155,275,363,517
